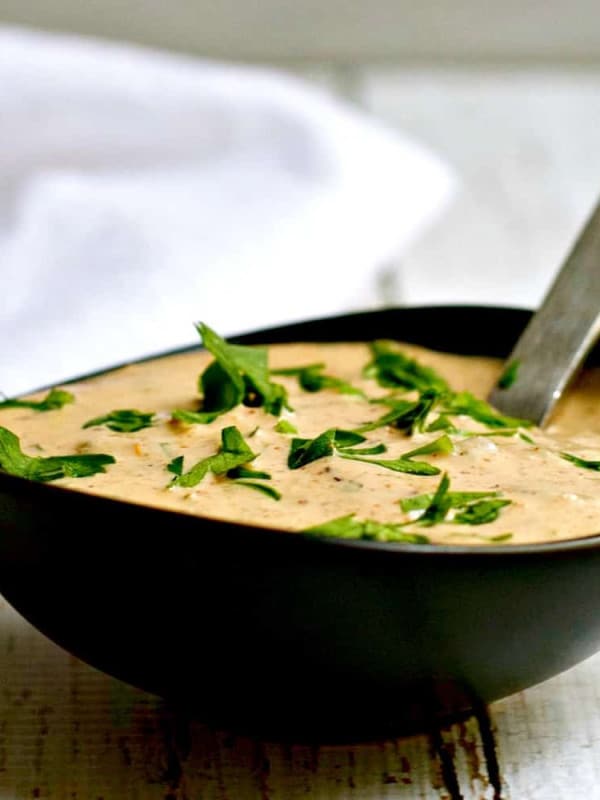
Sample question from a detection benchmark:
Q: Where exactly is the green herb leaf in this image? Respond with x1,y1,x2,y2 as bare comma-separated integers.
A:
497,359,520,389
170,425,257,488
519,432,535,445
274,419,298,434
443,391,532,429
344,454,441,476
197,323,289,418
288,428,386,469
272,363,364,397
413,472,453,526
232,480,281,500
354,435,452,477
560,452,600,471
83,409,155,432
453,498,512,525
0,426,114,482
356,389,440,435
227,465,271,480
0,388,75,412
171,409,222,425
400,488,500,512
339,443,387,456
304,514,430,544
363,341,449,393
426,414,458,433
401,434,454,460
399,472,511,527
166,455,184,476
490,532,513,542
288,429,340,469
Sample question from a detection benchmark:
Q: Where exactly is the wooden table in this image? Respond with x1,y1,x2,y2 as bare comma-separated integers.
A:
3,590,600,800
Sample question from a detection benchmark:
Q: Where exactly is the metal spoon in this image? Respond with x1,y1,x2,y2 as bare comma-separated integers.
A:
488,198,600,427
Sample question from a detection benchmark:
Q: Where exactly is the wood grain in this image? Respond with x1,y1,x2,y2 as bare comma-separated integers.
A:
2,592,600,800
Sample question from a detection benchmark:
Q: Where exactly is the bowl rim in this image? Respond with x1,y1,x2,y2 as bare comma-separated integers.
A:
3,302,600,558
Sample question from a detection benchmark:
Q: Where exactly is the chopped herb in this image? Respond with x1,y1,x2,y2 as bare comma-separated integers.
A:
400,488,500,513
0,426,114,482
166,455,184,476
458,429,519,438
170,425,257,488
288,428,451,476
363,341,449,393
497,359,520,389
288,429,367,470
519,432,535,445
233,481,281,501
453,498,511,525
304,514,430,544
356,389,440,435
272,363,364,397
426,414,458,433
399,472,511,526
560,452,600,471
171,409,222,425
0,387,75,412
83,409,155,432
197,323,289,418
339,442,387,456
340,435,453,476
412,473,453,526
489,532,514,542
402,435,454,460
443,391,532,429
228,465,271,480
274,419,298,434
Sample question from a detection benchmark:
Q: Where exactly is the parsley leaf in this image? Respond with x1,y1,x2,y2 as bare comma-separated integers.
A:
227,465,271,479
170,409,222,425
288,429,366,469
411,472,452,526
356,389,440,435
233,481,281,500
560,452,600,471
497,359,520,389
363,341,449,393
454,499,511,525
197,323,289,419
288,428,451,476
166,455,184,476
169,425,257,488
304,514,430,544
443,391,532,429
272,363,365,397
274,419,298,434
83,409,155,432
0,388,75,412
490,532,513,542
0,426,115,482
400,472,511,526
347,434,453,476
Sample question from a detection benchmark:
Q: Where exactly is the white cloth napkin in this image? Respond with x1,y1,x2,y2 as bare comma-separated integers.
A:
0,26,454,397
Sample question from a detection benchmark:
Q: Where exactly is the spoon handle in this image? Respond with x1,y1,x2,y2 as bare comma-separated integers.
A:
488,199,600,427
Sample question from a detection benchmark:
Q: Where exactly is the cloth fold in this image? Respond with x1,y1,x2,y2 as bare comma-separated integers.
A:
0,26,455,396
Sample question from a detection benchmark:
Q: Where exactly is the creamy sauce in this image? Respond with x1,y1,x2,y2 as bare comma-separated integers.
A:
4,341,600,545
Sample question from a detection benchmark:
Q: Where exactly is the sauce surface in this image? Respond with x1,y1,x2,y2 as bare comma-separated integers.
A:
4,340,600,546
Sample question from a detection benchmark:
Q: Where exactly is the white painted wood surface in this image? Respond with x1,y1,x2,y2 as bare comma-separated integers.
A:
3,590,600,799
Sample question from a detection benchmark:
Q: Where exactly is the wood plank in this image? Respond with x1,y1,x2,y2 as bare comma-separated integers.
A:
2,592,600,799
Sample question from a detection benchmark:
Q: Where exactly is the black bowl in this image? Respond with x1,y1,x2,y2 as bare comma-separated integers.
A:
2,305,600,743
